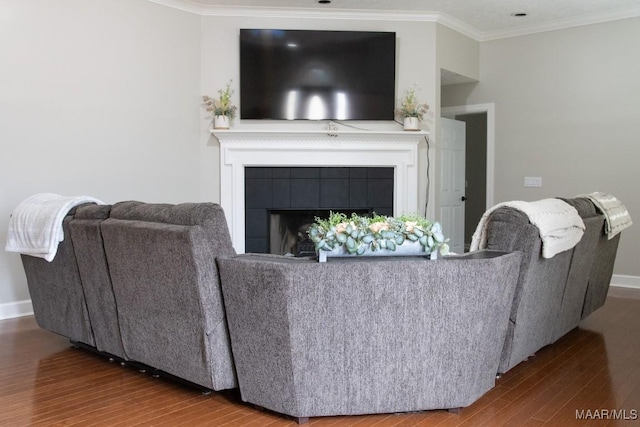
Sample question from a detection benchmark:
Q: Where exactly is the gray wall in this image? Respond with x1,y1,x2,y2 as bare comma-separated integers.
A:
442,17,640,277
1,0,202,312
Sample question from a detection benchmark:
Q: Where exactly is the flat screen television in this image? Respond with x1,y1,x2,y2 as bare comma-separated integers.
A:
240,29,396,121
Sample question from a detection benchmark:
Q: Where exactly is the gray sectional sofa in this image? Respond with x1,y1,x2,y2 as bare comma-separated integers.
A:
217,251,522,422
23,201,238,392
481,197,621,373
17,196,623,423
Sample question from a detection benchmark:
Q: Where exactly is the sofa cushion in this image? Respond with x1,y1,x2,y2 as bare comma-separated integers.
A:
558,197,598,218
100,202,237,390
21,214,95,346
69,204,127,359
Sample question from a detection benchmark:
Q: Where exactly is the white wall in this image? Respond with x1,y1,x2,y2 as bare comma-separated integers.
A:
0,0,202,313
434,24,480,219
442,17,640,277
436,24,479,81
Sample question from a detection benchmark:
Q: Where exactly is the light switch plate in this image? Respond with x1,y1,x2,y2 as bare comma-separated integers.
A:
524,176,543,187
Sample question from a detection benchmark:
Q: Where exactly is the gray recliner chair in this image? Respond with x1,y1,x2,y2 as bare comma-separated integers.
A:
552,197,604,341
69,204,127,360
583,233,620,318
99,201,238,391
560,197,622,320
21,206,95,347
481,207,574,373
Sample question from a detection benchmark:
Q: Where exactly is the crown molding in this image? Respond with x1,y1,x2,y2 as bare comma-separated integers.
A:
199,5,441,24
147,0,481,39
434,13,483,41
147,0,206,15
147,0,640,42
477,6,640,41
148,0,438,21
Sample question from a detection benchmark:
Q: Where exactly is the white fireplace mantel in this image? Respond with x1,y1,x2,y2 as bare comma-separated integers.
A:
213,129,426,253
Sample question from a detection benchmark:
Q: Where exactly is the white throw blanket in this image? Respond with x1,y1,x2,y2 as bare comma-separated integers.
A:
582,192,633,239
470,198,586,259
5,193,104,262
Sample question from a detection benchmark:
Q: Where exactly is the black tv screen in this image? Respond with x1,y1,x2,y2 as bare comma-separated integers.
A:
240,29,396,121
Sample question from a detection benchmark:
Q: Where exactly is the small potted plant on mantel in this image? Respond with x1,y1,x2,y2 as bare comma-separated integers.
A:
395,85,429,131
202,80,237,129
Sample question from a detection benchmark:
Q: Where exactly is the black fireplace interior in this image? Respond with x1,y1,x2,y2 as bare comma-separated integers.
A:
245,167,394,254
269,209,371,256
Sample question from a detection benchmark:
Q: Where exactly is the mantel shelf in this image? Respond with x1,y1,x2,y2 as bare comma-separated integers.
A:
210,128,429,140
212,129,428,135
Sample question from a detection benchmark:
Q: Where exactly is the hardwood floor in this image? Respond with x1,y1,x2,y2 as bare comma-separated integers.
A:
2,293,639,426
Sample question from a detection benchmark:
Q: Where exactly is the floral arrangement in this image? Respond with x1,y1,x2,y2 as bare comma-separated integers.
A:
308,212,449,256
202,80,237,118
395,85,429,121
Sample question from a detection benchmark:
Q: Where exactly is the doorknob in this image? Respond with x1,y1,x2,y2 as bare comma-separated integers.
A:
461,196,467,202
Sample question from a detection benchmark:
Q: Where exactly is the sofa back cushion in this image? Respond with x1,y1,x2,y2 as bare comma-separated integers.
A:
100,202,236,390
561,196,620,319
21,210,95,346
549,197,604,338
482,206,573,372
69,204,127,358
558,197,598,218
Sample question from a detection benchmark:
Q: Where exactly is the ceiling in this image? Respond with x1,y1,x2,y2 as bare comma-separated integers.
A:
156,0,640,41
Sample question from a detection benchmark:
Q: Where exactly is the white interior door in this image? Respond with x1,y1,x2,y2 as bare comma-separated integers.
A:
439,117,466,254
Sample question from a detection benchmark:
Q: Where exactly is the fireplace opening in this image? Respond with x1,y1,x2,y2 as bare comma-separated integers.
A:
269,209,371,257
245,166,394,253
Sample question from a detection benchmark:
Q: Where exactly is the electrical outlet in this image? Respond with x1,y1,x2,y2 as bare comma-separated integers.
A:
524,176,543,187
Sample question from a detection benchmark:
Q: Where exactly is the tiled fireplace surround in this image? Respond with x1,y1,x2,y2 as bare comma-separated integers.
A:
245,166,395,253
214,129,425,253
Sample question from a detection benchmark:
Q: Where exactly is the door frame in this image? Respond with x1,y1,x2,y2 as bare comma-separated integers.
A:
441,103,495,209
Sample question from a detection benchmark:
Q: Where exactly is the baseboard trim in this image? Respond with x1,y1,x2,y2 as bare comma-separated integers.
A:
610,274,640,290
0,300,34,320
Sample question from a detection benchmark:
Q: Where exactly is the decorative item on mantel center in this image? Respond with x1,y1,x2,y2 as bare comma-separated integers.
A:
395,85,429,131
308,212,449,262
202,80,237,129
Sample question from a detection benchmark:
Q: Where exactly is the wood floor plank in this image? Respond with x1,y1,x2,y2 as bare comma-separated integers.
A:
1,293,639,426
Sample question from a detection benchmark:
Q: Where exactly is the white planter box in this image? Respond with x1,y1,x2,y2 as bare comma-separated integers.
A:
317,240,437,262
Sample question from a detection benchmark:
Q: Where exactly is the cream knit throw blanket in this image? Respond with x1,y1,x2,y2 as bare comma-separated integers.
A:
470,198,585,259
5,193,103,262
583,192,632,239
